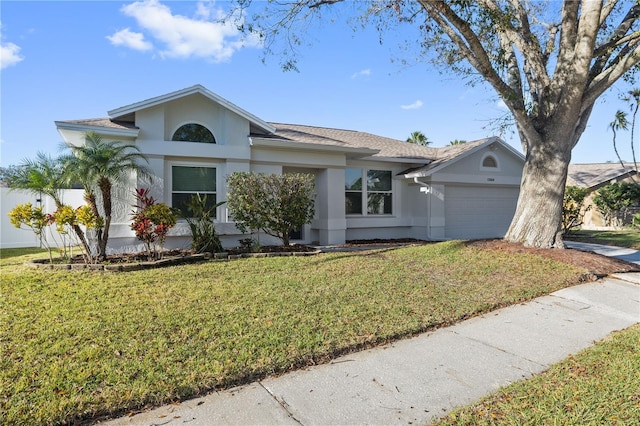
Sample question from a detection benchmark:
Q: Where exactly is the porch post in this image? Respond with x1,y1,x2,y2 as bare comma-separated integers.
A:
315,168,346,245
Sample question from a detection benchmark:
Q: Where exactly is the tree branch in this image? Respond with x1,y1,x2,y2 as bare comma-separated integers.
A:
417,0,539,144
600,0,620,26
593,4,640,59
308,0,343,9
549,0,580,102
585,41,640,108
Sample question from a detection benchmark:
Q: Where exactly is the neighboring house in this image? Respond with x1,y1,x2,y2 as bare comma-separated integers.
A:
567,162,639,228
55,85,524,252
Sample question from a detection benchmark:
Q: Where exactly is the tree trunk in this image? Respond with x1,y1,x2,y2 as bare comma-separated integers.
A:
98,181,112,261
505,135,573,249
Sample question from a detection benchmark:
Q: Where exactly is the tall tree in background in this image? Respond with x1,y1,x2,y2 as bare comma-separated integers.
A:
610,88,640,176
241,0,640,248
406,131,431,146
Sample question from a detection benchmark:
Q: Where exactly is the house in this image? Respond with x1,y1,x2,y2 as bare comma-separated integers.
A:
55,85,524,252
567,162,639,228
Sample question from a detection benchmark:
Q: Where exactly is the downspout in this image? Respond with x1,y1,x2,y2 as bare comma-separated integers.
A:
414,176,432,240
414,176,431,193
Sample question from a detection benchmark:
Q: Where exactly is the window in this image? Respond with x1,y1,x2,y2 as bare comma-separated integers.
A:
172,166,217,217
345,168,392,215
172,123,216,143
345,168,363,214
482,155,498,168
367,170,392,214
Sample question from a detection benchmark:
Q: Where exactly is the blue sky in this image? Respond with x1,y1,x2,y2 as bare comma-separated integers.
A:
1,0,637,168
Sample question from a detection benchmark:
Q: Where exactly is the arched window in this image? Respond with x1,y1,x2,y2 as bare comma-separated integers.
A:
482,155,498,168
172,123,216,143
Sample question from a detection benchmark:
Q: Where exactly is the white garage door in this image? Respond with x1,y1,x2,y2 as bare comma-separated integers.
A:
444,185,519,239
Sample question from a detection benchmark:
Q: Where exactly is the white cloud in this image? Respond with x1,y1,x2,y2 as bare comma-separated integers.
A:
1,23,24,69
400,100,424,110
107,28,153,51
111,0,260,62
351,69,371,79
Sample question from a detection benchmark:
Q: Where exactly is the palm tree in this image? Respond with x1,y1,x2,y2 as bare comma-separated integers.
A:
449,139,467,145
4,152,68,205
406,131,431,146
4,152,93,256
63,132,151,260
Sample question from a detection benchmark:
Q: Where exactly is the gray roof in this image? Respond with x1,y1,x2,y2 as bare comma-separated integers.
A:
267,123,440,160
58,118,138,131
567,163,638,189
57,117,493,166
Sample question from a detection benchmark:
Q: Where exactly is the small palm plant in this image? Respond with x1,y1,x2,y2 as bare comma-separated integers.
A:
3,152,93,258
62,132,152,261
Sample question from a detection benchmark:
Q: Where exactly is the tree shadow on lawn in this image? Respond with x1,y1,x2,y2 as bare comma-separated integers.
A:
0,247,48,260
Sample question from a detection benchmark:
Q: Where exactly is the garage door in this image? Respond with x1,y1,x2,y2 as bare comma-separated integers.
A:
444,185,519,239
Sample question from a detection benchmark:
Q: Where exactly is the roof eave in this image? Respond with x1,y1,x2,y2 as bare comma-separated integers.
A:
359,155,433,164
107,85,276,134
55,121,139,138
403,137,523,178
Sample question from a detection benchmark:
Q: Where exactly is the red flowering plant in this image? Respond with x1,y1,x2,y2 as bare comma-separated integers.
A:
130,188,177,260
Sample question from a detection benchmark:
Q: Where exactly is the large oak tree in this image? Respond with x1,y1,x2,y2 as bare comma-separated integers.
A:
239,0,640,248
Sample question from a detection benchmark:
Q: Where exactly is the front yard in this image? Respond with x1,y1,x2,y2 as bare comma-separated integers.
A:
0,241,631,424
566,229,640,249
437,323,640,425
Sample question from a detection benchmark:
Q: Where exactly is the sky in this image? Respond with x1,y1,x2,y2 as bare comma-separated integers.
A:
1,0,638,169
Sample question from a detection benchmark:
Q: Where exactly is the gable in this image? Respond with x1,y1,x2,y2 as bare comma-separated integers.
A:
402,138,524,181
108,84,276,135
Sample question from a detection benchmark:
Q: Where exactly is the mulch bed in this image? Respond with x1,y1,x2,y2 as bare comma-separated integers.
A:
466,239,640,276
28,238,640,276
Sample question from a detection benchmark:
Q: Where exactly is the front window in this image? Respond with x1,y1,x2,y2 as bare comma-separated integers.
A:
367,170,392,214
172,166,217,217
345,168,363,214
345,168,392,215
172,123,216,143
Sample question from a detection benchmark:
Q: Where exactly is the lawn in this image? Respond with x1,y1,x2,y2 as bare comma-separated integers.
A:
435,324,640,425
1,242,590,424
566,228,640,249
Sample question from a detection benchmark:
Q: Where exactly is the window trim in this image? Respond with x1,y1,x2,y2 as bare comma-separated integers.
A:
171,122,216,144
345,168,393,216
480,153,500,171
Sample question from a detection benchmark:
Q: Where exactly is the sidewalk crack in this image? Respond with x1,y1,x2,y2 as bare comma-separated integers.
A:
259,382,304,425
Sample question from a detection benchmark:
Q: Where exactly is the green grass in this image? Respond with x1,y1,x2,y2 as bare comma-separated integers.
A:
1,242,589,425
566,229,640,249
0,247,48,264
434,324,640,425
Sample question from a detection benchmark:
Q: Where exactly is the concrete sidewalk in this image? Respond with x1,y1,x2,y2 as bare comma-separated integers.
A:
105,242,640,426
566,240,640,264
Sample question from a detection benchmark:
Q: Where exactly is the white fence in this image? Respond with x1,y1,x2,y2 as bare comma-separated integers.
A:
0,188,86,248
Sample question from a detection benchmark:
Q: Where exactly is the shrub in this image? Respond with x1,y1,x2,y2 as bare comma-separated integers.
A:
182,193,224,254
8,203,54,262
562,186,590,234
593,182,640,226
130,188,177,260
226,172,315,246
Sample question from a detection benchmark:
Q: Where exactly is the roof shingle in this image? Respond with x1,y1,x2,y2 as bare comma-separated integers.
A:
567,163,638,188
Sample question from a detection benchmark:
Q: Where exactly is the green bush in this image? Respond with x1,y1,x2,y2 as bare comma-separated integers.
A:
226,172,315,246
562,186,590,234
593,182,640,226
